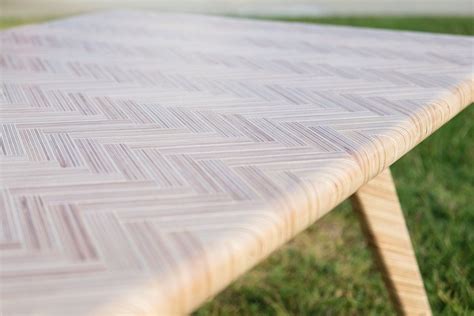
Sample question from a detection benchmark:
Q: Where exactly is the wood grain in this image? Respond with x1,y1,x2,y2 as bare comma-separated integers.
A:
352,169,431,316
0,11,472,315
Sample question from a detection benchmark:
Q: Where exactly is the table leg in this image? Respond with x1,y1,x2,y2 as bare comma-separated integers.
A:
350,169,431,316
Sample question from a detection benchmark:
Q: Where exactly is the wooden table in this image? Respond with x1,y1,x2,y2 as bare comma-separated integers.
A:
1,11,472,316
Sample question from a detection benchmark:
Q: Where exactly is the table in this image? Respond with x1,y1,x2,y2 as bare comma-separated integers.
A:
1,11,472,316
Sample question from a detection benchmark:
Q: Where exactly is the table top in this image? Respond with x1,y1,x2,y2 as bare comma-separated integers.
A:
1,11,472,315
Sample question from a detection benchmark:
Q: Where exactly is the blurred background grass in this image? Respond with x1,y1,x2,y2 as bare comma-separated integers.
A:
2,15,473,316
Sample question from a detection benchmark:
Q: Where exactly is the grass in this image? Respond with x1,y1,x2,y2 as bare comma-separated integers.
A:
0,16,60,29
1,15,473,315
253,16,474,36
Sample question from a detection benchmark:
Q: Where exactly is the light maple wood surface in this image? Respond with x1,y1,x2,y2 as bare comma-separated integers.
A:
0,11,472,315
352,169,431,316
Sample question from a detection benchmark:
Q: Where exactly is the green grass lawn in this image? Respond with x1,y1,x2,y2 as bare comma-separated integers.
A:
2,15,473,316
254,16,474,36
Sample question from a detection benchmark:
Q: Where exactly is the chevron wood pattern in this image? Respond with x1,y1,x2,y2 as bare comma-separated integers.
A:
0,11,473,315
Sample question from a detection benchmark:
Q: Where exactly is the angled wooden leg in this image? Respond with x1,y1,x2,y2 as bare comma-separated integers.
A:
351,169,431,316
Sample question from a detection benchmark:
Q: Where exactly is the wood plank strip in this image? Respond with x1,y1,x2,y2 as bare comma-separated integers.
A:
351,169,431,316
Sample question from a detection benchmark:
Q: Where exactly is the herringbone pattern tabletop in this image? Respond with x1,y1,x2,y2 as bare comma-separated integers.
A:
1,11,472,315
